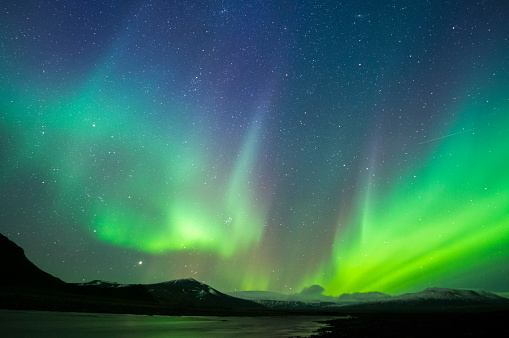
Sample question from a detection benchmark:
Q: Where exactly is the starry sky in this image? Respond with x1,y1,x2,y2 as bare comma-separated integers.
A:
1,0,508,295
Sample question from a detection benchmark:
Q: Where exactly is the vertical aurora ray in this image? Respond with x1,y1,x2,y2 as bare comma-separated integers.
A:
311,93,509,295
155,118,268,257
224,119,268,252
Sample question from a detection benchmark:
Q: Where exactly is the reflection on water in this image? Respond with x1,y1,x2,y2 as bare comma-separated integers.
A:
0,310,345,337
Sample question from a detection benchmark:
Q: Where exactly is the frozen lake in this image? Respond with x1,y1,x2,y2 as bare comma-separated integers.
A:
0,309,343,337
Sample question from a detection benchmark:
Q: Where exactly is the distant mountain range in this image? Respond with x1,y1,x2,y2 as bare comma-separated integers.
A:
2,233,508,315
229,287,509,313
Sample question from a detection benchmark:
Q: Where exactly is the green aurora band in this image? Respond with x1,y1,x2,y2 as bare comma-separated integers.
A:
309,92,509,295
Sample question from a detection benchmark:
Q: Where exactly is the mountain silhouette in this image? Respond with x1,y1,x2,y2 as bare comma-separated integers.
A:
0,233,268,315
1,233,66,288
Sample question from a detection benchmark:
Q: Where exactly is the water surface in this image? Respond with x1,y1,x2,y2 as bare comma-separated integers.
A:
0,310,343,337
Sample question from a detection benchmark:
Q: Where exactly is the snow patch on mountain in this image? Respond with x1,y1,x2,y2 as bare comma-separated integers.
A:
394,287,506,302
78,280,130,288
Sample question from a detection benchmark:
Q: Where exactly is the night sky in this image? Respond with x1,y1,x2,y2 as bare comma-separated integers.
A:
1,0,508,295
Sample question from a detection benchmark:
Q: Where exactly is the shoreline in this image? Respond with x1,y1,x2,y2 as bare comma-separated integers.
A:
312,311,509,337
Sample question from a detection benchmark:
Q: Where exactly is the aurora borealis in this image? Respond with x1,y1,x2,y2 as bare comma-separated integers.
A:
1,1,508,295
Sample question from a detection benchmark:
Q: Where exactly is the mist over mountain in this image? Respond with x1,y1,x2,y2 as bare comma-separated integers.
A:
228,284,392,305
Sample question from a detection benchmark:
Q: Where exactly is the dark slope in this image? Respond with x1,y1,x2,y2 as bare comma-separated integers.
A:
0,233,66,288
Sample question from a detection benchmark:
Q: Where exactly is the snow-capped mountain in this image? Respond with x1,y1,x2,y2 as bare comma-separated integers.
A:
395,287,507,302
144,278,267,311
148,278,221,299
334,287,509,313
